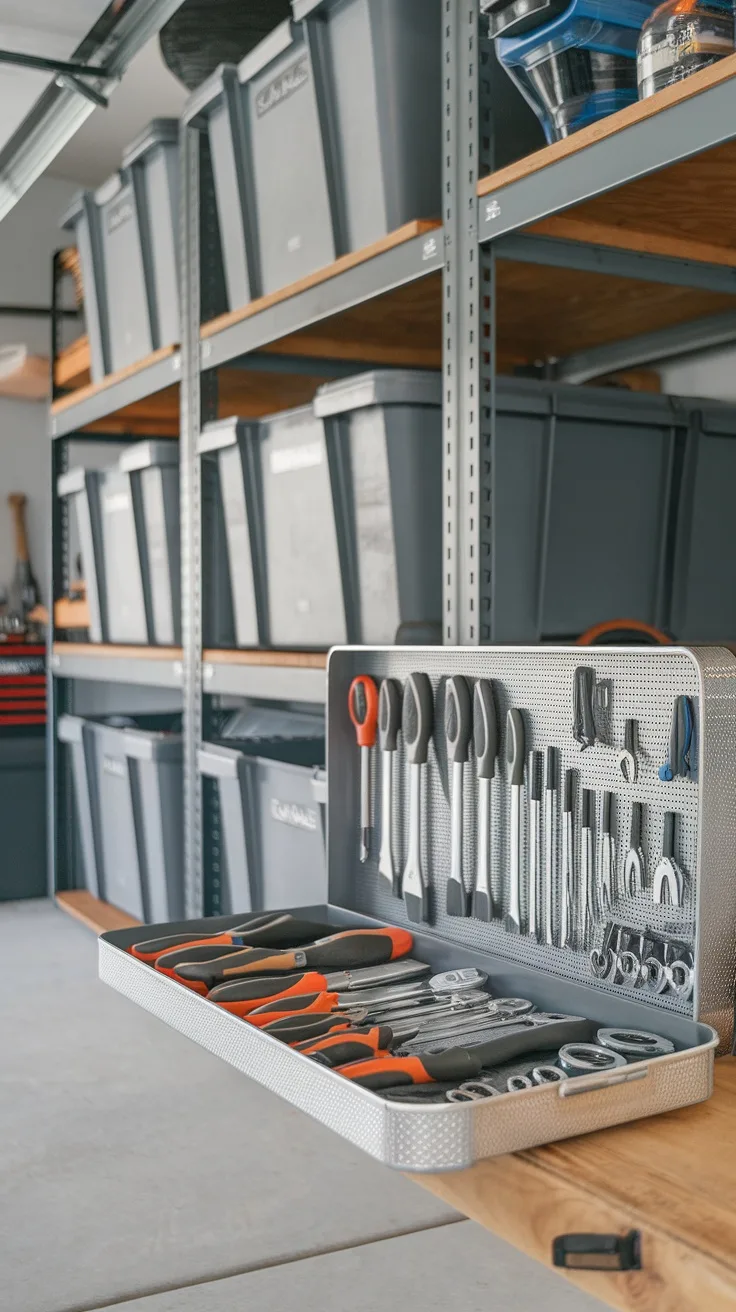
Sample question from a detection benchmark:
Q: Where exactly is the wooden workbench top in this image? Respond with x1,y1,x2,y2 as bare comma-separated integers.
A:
417,1057,736,1311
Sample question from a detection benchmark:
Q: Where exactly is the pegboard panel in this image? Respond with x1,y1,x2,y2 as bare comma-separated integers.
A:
328,646,736,1035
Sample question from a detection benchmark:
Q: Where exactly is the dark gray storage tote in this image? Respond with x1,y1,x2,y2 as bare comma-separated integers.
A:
199,745,327,914
58,714,102,900
260,368,443,647
670,410,736,643
100,441,181,646
57,467,108,644
86,723,184,923
187,0,441,310
62,119,179,382
197,417,265,647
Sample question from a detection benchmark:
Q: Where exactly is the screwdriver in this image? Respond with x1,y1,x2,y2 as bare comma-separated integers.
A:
295,1027,394,1068
336,1017,596,1090
131,913,332,964
472,679,498,922
402,673,434,924
206,958,430,1017
505,709,526,936
173,926,414,990
445,676,472,917
348,675,379,863
378,678,402,894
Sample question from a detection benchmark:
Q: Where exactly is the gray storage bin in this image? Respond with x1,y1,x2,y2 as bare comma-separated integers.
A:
253,369,443,648
199,744,327,914
58,714,101,900
197,418,265,646
87,722,184,923
57,467,107,644
671,410,736,643
100,441,180,646
0,735,47,902
491,378,678,642
62,119,179,382
187,0,441,309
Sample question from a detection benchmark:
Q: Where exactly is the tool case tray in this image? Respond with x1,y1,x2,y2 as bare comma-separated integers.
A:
99,645,734,1173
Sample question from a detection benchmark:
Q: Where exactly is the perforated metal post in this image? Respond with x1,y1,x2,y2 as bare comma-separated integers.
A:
443,1,493,645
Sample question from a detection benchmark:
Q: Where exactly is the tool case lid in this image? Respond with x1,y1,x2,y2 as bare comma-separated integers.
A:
197,415,253,455
313,370,442,418
238,19,300,85
122,117,179,169
118,440,179,473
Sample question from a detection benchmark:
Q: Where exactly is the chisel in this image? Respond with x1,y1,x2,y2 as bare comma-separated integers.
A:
472,679,498,922
173,927,414,991
445,675,472,917
560,769,574,949
505,709,526,936
582,789,595,947
378,678,402,894
131,913,333,964
543,747,557,947
528,750,542,941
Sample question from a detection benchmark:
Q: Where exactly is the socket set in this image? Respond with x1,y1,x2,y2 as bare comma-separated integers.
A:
98,647,735,1172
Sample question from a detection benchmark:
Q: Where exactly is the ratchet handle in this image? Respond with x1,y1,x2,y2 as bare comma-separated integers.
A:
174,928,414,987
506,710,526,787
468,1017,597,1070
403,673,434,766
297,1027,394,1067
473,679,498,780
445,675,472,765
349,676,379,748
378,678,402,753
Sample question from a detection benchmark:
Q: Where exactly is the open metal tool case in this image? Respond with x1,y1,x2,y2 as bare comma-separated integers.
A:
100,646,735,1173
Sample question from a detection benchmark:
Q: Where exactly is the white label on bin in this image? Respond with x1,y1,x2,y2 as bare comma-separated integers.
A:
102,756,127,779
270,798,318,832
255,56,309,118
270,442,323,475
103,493,131,513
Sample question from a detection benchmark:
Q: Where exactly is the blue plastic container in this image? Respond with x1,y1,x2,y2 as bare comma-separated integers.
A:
496,0,658,140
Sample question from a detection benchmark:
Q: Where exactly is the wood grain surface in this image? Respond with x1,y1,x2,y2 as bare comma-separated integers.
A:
203,648,327,669
417,1058,736,1312
52,642,182,661
56,891,140,934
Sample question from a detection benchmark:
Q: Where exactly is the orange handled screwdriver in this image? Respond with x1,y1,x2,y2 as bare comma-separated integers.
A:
207,958,429,1017
131,914,332,964
296,1027,394,1068
349,675,379,862
173,926,414,990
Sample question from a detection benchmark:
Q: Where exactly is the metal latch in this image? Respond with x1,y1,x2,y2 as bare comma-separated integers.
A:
553,1229,642,1272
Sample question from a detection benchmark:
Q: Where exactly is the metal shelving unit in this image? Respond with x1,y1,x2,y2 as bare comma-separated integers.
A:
48,1,736,921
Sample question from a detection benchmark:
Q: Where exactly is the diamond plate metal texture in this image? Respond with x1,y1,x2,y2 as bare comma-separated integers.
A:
99,935,715,1172
328,647,736,1042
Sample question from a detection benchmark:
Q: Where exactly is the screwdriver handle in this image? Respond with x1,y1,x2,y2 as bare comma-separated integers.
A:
174,927,414,987
445,675,472,765
349,675,379,749
209,972,328,1016
403,673,434,767
297,1027,394,1068
337,1049,480,1090
379,678,402,753
506,710,526,787
266,1014,356,1044
248,992,338,1027
473,679,498,781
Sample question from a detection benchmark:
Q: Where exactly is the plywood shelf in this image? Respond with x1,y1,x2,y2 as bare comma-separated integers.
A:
56,891,140,934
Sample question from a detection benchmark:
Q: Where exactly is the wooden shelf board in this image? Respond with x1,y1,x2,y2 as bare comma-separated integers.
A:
56,890,140,934
203,649,328,670
417,1057,736,1312
480,56,736,257
50,344,179,417
52,642,182,662
495,259,736,366
201,220,441,341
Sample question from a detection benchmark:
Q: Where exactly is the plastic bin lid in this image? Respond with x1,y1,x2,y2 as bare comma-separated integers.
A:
221,705,325,741
313,369,442,418
57,466,100,497
118,440,179,473
497,0,657,60
238,18,298,84
58,713,86,743
198,742,244,779
122,117,180,169
121,728,183,762
183,63,236,125
197,415,253,455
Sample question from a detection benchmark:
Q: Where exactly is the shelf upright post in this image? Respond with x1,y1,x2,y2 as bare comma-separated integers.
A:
443,0,495,644
179,120,205,919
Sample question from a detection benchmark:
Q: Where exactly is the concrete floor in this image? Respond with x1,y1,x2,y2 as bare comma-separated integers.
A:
0,900,607,1312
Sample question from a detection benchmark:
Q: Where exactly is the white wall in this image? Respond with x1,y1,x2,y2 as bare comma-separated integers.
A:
659,346,736,403
0,172,80,597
